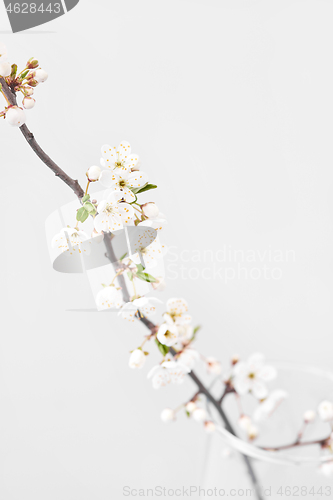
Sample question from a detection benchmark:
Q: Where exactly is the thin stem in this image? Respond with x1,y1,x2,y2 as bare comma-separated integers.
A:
261,435,331,452
0,77,84,200
104,233,264,500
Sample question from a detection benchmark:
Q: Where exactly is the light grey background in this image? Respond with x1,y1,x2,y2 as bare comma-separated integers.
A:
1,0,333,498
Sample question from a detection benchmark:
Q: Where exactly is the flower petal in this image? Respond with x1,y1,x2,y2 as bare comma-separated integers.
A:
118,202,135,225
117,140,131,161
251,380,268,399
127,171,147,188
124,153,139,170
101,144,117,169
166,298,188,315
99,170,118,188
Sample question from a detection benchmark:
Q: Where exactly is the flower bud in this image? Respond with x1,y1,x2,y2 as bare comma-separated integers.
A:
34,69,48,83
247,424,259,440
24,87,34,96
6,106,26,127
303,410,316,423
27,58,39,69
22,97,35,110
206,357,222,375
185,401,196,414
204,421,216,433
0,60,11,77
129,349,146,369
318,401,333,422
86,165,101,182
27,79,38,87
192,408,207,422
160,408,175,422
238,415,252,431
142,202,159,219
231,354,240,365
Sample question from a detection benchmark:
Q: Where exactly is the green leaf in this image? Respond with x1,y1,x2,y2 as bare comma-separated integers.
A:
155,339,169,356
136,263,145,272
83,201,96,214
20,69,29,80
10,64,17,79
81,194,90,203
191,325,201,342
185,410,191,418
76,206,89,222
127,271,133,281
136,271,157,283
119,252,128,261
132,183,157,195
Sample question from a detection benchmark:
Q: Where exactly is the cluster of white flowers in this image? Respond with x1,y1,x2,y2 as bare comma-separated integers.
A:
0,43,48,126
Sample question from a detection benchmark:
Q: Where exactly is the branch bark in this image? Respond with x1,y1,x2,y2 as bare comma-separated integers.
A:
0,77,84,199
104,232,264,500
0,77,264,500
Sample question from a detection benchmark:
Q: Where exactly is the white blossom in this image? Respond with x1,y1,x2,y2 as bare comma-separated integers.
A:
303,410,316,423
238,415,252,431
157,323,179,347
192,408,207,422
318,401,333,422
119,297,162,321
51,227,90,254
86,165,101,181
161,408,175,422
178,348,199,370
185,401,196,413
147,360,190,389
96,285,123,310
6,106,26,126
99,167,147,203
22,97,35,109
94,191,134,232
142,203,159,219
253,389,288,423
247,423,259,440
129,349,146,369
206,357,222,375
131,238,166,268
232,353,277,399
204,421,216,433
139,217,167,232
0,60,11,77
34,69,48,83
100,141,140,174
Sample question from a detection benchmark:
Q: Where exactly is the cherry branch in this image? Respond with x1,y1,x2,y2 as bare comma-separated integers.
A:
1,77,264,500
0,77,84,199
103,232,264,500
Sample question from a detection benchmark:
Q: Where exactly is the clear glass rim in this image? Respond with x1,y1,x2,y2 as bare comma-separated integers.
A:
206,360,333,466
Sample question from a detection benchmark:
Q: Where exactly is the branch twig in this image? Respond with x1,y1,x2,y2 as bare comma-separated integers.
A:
0,77,84,199
104,232,264,500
